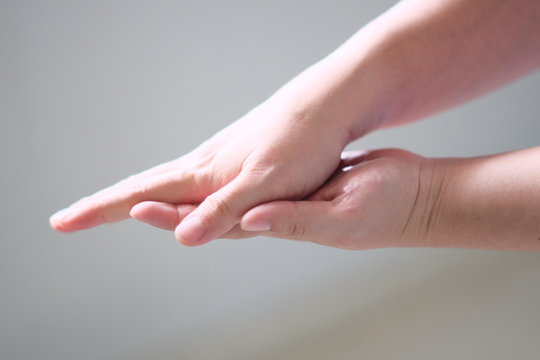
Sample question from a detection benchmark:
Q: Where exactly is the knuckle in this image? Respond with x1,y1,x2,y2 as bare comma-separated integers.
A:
287,222,305,237
279,203,305,237
243,164,273,179
191,168,214,188
241,156,279,182
185,160,231,191
204,192,233,218
129,182,152,201
240,165,283,196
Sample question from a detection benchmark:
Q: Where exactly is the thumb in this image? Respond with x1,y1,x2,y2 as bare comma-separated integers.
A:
240,200,334,241
174,174,263,246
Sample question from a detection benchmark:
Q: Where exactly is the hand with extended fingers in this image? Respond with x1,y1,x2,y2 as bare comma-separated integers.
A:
49,96,352,246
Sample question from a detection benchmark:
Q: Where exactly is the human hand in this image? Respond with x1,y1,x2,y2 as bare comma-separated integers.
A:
131,148,438,250
49,94,352,246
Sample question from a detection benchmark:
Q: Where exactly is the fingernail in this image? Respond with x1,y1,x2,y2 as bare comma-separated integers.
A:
176,217,206,244
50,208,72,224
241,220,271,232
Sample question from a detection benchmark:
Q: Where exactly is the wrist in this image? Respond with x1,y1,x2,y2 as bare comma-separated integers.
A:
421,150,540,251
399,156,453,248
269,39,413,143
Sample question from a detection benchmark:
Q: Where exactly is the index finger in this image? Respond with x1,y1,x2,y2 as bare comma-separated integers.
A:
50,171,202,232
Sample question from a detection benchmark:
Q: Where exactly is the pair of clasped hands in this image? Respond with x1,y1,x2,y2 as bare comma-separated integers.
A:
49,95,425,250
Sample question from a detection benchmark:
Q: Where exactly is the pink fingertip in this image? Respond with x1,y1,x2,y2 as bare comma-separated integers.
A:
175,217,206,246
241,219,271,232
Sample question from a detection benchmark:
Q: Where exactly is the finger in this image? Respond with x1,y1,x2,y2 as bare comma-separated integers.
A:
113,159,180,186
239,200,337,243
173,173,266,246
129,203,257,240
219,223,305,240
130,201,196,230
50,172,203,232
67,159,182,210
129,206,263,241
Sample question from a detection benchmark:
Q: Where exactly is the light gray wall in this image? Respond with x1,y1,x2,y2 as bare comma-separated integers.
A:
1,1,539,359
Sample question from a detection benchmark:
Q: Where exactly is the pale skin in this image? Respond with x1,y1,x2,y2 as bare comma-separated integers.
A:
50,0,540,251
131,147,540,251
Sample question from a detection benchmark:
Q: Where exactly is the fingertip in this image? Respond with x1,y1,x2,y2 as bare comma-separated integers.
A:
175,217,209,246
50,209,68,232
130,201,180,231
129,203,143,218
175,237,206,247
50,222,72,232
49,208,77,232
240,202,298,234
241,202,285,229
240,218,271,232
49,218,73,233
49,207,100,232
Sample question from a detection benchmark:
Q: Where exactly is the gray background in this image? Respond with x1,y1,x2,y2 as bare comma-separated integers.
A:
1,1,539,359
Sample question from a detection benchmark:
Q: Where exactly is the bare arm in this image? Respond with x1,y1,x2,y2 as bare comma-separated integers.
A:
277,0,540,138
417,147,540,251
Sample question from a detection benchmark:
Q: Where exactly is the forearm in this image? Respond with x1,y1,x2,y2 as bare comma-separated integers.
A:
270,0,540,139
418,147,540,251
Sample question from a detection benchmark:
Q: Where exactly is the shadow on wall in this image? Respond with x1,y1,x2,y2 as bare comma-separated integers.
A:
137,251,540,360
